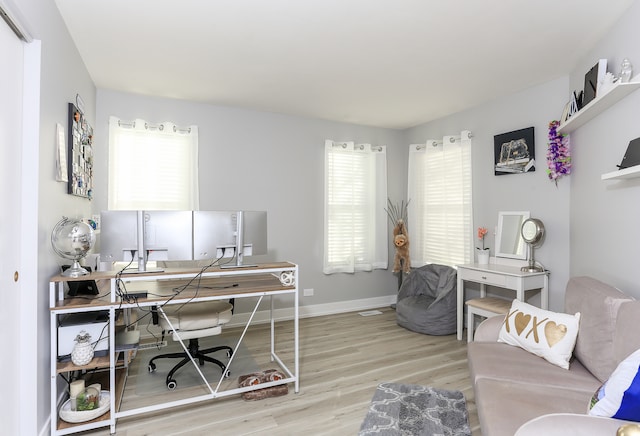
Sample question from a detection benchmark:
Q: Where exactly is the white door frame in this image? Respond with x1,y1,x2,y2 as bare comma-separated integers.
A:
0,1,40,434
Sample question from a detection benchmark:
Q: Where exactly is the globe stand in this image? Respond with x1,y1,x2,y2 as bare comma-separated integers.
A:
62,260,90,278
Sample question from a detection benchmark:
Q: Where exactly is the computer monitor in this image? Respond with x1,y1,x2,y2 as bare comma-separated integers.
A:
193,210,267,268
99,210,193,272
101,210,267,270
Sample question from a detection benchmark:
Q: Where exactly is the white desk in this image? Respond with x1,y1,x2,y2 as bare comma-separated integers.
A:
456,263,549,340
49,262,299,435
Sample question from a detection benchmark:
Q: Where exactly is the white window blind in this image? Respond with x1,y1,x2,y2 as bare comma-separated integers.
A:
324,140,388,274
108,117,199,210
408,131,473,267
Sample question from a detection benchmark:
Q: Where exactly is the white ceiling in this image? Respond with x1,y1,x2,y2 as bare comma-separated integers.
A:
55,0,634,129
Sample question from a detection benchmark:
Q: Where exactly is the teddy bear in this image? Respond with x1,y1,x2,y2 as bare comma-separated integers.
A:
392,219,411,273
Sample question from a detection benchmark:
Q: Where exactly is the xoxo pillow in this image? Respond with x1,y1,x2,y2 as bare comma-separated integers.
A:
498,299,580,369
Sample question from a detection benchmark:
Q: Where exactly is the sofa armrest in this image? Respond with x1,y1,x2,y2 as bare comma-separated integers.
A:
472,314,505,342
515,413,636,436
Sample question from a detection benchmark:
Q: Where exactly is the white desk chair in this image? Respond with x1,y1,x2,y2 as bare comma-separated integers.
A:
148,300,234,390
465,297,512,342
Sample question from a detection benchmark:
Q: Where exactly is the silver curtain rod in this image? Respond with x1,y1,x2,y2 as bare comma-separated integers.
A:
416,131,473,150
118,119,192,134
332,142,383,152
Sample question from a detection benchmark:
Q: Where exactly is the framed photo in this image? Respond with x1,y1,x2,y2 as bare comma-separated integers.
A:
494,127,535,175
583,59,607,107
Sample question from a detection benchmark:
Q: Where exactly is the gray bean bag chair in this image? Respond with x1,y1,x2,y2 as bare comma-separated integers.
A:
396,263,457,335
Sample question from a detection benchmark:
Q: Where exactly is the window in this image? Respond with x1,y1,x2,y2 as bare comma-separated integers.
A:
407,131,473,267
323,140,388,274
108,117,199,210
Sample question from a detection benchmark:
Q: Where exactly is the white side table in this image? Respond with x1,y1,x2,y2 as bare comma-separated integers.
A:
456,262,549,341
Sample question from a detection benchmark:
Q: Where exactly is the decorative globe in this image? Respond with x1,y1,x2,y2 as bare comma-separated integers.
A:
51,217,95,277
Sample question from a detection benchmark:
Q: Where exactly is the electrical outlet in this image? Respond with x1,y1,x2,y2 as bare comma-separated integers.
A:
303,288,314,297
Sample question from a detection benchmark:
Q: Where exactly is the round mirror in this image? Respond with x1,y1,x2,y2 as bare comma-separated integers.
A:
521,218,545,246
520,218,545,272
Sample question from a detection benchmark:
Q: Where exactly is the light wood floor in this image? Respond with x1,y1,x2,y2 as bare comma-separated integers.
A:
80,307,480,435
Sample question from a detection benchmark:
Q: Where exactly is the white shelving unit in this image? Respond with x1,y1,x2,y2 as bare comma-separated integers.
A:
601,165,640,180
558,80,640,134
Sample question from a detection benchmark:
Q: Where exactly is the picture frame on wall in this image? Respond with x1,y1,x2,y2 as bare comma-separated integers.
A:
494,127,535,175
67,102,94,199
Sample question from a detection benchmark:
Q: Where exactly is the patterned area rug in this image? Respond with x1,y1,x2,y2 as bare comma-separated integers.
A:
359,383,471,436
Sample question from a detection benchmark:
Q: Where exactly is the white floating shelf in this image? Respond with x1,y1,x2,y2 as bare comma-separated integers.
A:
601,164,640,180
558,80,640,134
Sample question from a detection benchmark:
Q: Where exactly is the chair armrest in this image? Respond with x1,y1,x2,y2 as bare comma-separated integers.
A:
515,413,635,436
472,314,505,342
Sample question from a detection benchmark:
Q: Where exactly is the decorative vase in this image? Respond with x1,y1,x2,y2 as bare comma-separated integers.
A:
620,58,633,83
476,249,490,265
71,330,94,366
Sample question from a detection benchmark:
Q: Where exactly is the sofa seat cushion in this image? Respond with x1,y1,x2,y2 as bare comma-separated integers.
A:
475,378,595,436
468,342,600,393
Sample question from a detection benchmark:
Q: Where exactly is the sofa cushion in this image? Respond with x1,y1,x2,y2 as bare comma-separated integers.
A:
468,341,600,393
497,299,580,369
475,378,595,436
614,301,640,370
589,348,640,421
565,276,634,382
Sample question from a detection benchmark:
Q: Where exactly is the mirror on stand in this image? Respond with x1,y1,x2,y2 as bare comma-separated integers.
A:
495,211,530,261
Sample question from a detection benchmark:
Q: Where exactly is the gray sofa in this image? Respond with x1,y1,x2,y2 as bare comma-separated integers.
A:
467,276,640,436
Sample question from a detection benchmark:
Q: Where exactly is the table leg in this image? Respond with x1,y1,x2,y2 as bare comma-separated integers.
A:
457,276,463,340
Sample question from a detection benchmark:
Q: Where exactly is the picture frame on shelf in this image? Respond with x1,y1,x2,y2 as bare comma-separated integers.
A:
583,59,607,107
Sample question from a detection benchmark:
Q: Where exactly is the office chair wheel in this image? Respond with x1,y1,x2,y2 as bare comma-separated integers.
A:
167,379,177,390
148,362,156,373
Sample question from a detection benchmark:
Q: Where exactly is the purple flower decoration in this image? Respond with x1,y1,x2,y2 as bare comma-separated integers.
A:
547,121,571,186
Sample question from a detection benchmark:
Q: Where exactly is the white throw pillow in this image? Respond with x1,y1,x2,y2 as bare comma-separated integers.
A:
498,299,580,369
589,348,640,421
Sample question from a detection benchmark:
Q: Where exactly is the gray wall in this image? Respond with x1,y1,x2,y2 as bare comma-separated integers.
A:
569,1,640,298
404,77,571,310
94,90,402,312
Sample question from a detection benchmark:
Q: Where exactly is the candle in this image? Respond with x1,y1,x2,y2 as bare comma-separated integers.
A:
69,380,85,397
88,383,101,394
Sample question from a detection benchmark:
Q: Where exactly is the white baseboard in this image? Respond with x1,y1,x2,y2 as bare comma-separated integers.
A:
226,294,398,327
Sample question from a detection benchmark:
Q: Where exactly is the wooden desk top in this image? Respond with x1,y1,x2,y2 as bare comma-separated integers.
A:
50,262,297,311
50,262,297,282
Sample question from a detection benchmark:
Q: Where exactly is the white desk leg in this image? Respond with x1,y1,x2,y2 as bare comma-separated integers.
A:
294,283,299,393
479,283,486,298
457,275,464,340
542,275,549,309
517,286,524,303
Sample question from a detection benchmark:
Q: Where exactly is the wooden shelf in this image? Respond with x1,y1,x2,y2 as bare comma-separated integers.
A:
56,355,111,374
601,164,640,180
56,368,126,432
558,80,640,134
